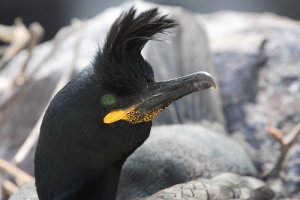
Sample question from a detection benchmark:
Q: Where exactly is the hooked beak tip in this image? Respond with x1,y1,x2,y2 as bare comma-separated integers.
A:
195,71,217,90
212,82,217,89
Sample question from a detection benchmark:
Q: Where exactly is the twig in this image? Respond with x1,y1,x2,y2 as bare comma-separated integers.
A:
0,174,2,199
2,180,19,196
15,22,44,86
0,21,76,113
0,18,31,71
0,22,43,111
0,159,32,186
262,122,300,179
12,19,85,166
283,123,300,149
11,60,75,166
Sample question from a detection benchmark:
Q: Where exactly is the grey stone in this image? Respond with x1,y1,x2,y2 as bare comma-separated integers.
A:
117,125,257,200
200,12,300,197
146,173,274,200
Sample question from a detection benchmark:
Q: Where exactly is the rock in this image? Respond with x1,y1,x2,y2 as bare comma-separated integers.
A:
200,11,300,197
11,173,272,200
117,125,257,200
10,125,258,200
146,173,274,200
8,182,37,200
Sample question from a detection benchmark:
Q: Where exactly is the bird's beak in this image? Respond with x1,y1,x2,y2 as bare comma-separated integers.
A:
103,71,216,124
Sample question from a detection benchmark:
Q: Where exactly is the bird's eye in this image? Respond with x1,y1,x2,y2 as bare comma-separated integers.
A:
100,94,117,107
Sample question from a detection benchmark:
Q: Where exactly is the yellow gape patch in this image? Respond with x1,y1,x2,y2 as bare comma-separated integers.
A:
103,104,170,124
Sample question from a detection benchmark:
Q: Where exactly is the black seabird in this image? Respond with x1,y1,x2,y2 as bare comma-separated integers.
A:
34,8,216,200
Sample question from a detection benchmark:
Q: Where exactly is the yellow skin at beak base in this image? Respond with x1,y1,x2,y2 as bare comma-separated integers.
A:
103,106,167,124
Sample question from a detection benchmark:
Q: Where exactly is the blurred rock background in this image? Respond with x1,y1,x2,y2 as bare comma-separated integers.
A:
1,0,300,41
1,0,300,199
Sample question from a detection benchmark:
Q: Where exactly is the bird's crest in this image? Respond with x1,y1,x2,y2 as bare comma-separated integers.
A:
94,7,177,94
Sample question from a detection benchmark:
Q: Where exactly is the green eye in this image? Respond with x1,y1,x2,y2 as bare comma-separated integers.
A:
101,94,117,107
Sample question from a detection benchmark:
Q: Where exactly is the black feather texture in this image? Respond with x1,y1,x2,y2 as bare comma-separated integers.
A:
94,7,177,95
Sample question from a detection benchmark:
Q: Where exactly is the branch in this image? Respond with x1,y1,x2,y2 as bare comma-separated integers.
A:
0,159,32,186
2,180,18,196
0,23,72,113
0,21,43,113
262,122,300,179
12,19,86,166
12,60,76,166
0,18,31,71
15,22,44,86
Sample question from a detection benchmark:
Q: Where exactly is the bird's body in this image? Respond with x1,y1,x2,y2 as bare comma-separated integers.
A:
34,7,216,200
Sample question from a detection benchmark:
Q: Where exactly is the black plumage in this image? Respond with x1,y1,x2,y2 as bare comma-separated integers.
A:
95,8,176,94
34,7,215,200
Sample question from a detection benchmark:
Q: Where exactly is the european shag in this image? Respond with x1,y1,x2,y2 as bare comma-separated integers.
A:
34,8,216,200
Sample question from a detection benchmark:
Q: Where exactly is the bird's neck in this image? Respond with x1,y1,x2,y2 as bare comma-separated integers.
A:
36,111,152,200
74,160,125,200
93,159,125,200
47,159,125,200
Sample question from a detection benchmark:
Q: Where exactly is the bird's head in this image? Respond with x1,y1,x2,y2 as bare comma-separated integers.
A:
94,8,216,125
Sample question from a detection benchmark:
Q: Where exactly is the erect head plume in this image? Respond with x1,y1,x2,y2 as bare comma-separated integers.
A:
94,7,177,95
